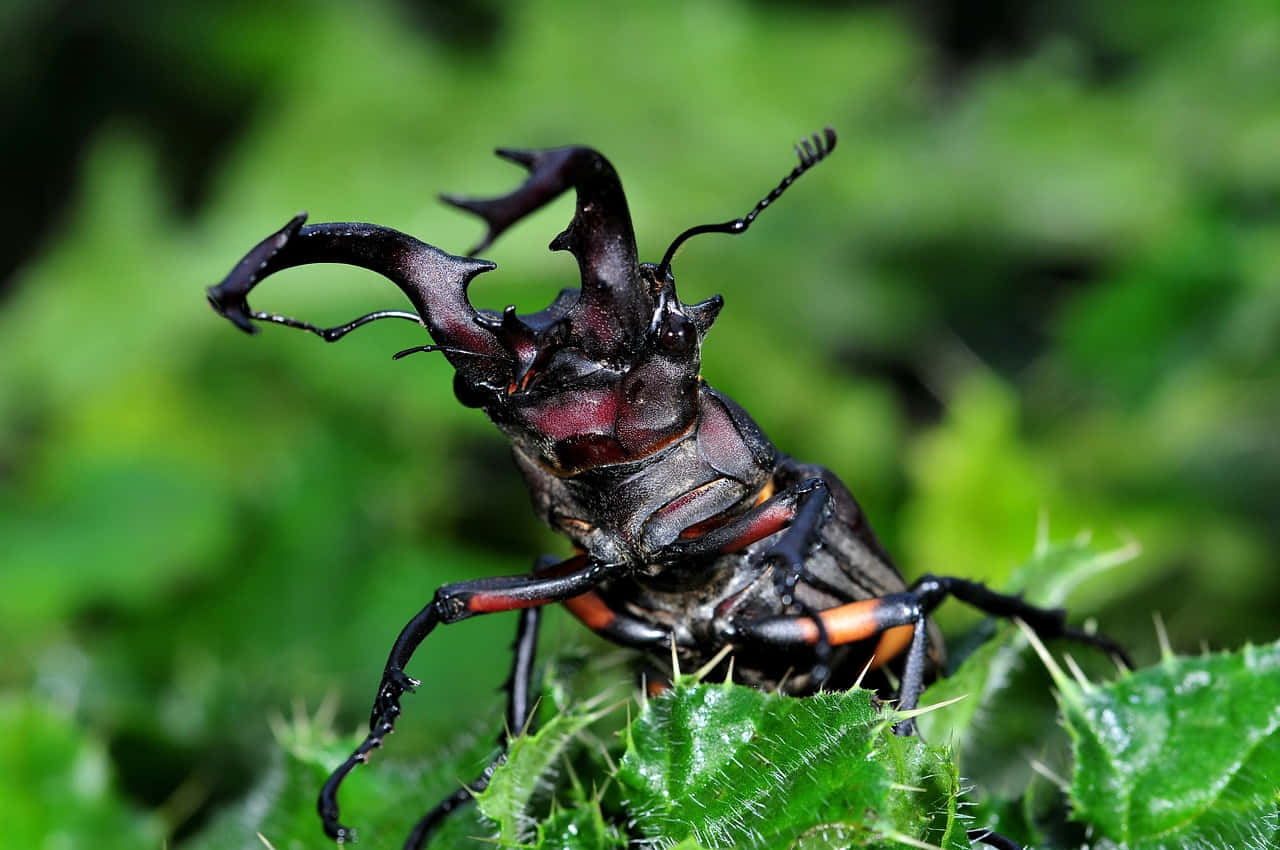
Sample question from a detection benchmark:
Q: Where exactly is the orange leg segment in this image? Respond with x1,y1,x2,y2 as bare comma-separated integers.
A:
739,592,922,661
800,599,916,669
560,590,670,649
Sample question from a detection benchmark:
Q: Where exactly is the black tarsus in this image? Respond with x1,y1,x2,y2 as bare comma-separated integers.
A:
657,126,837,276
894,606,931,731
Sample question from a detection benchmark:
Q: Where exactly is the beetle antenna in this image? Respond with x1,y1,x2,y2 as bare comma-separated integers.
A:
392,344,506,361
656,127,836,276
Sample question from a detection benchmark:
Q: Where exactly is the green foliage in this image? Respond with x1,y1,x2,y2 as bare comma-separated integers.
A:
181,607,1280,849
188,707,504,850
475,689,615,844
446,672,969,850
0,696,161,848
1063,641,1280,849
2,0,1278,846
615,682,965,849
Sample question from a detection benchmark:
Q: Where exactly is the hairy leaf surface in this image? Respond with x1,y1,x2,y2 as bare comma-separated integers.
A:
616,680,968,849
1063,640,1280,849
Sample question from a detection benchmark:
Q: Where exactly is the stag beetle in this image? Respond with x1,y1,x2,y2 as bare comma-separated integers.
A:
208,128,1128,850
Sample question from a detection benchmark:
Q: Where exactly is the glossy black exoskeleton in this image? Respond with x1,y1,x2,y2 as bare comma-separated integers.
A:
208,128,1126,850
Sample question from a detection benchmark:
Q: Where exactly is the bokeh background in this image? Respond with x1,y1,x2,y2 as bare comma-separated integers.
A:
3,0,1278,845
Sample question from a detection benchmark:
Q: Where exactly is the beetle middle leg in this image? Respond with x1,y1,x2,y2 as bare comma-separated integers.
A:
317,554,625,843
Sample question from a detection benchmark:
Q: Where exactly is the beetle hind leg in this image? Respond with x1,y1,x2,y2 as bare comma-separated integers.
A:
909,574,1134,670
737,576,1128,736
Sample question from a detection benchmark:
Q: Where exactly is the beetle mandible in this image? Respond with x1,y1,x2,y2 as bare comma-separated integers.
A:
207,128,1128,850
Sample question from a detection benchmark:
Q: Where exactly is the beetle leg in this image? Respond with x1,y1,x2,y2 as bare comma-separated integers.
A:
897,577,1131,727
758,479,830,605
317,555,625,843
736,595,936,733
662,477,830,561
663,477,837,680
742,595,919,654
909,574,1133,669
757,480,835,682
560,590,672,649
739,576,1129,736
401,602,543,850
524,554,673,650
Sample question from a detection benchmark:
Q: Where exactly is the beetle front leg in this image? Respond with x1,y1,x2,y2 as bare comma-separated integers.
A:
400,602,543,850
317,555,624,843
754,480,837,682
660,477,831,564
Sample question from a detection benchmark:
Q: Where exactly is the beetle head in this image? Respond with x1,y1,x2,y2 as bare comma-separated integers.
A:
208,130,833,475
425,130,834,473
435,251,725,475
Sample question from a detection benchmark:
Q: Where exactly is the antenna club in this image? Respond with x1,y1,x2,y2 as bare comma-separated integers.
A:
656,127,837,276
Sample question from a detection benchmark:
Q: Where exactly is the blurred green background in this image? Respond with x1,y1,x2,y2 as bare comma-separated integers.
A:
2,0,1277,845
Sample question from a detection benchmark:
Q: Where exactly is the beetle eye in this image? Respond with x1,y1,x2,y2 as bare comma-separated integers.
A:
654,309,697,356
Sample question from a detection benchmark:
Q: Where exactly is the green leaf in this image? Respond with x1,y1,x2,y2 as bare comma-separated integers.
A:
535,806,627,850
187,708,503,850
1063,640,1280,849
916,538,1139,844
475,690,617,844
0,694,162,849
616,679,968,849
